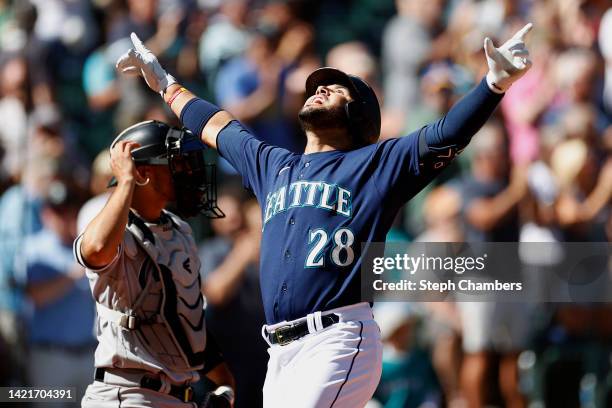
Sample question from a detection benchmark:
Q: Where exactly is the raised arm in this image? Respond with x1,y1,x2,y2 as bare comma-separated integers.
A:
115,33,296,201
374,25,535,202
419,23,533,158
78,141,143,268
116,33,234,149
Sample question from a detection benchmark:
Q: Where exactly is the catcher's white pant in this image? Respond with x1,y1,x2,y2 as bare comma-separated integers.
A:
262,302,383,408
81,370,196,408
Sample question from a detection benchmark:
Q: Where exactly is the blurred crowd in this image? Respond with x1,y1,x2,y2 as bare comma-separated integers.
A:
0,0,610,407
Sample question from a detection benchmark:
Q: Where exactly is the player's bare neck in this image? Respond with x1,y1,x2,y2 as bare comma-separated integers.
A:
303,130,352,154
132,191,166,222
131,205,165,223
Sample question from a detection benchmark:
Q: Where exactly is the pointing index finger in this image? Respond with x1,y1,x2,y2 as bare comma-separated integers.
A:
513,23,533,41
130,32,147,54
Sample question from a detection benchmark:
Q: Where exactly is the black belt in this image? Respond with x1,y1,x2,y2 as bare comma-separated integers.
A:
94,368,194,403
267,314,340,346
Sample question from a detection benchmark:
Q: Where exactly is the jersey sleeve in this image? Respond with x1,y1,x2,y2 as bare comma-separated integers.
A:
216,120,294,199
418,77,503,162
373,77,503,204
370,133,423,204
73,233,122,274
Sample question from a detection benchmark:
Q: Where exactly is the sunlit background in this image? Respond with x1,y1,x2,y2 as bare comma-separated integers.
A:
0,0,610,407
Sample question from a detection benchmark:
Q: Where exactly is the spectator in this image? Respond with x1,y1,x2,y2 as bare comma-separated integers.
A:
108,0,158,44
30,0,98,51
199,0,251,87
547,48,609,134
373,302,442,408
600,6,612,117
415,185,463,243
13,0,54,107
455,124,530,408
412,186,464,407
214,27,300,152
551,139,612,241
404,64,465,135
77,149,113,234
200,193,267,408
0,154,60,388
0,0,609,404
111,3,184,132
500,33,557,164
381,0,446,135
401,65,469,236
19,180,95,408
326,42,377,85
276,21,319,139
456,123,525,242
0,55,30,184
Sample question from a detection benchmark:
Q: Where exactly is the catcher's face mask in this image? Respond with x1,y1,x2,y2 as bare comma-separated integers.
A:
127,128,224,219
165,129,224,218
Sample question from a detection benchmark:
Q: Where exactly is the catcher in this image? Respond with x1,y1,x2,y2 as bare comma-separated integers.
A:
74,120,233,408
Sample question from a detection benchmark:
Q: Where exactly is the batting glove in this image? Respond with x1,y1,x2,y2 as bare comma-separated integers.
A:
116,33,177,96
484,23,533,94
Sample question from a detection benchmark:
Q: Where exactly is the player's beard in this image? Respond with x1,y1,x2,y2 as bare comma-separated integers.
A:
298,103,349,134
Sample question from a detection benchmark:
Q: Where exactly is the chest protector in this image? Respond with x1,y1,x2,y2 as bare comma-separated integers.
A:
97,211,206,371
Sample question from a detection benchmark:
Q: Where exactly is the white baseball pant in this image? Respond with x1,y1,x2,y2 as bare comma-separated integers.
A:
262,302,383,408
81,369,197,408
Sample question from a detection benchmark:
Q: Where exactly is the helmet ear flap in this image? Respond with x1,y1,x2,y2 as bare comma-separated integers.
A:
345,100,363,121
345,100,377,145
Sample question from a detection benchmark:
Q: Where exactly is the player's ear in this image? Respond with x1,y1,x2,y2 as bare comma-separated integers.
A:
134,165,149,186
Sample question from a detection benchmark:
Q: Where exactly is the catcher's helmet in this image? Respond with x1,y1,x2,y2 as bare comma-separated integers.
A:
108,120,224,218
305,67,381,145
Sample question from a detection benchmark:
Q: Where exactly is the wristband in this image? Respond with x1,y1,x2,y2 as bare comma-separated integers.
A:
180,98,222,138
167,87,187,107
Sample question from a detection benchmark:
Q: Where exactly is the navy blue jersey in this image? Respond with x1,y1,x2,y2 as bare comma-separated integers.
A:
216,78,502,324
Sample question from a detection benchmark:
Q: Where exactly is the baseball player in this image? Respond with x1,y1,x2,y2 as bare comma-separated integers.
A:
74,120,234,407
117,24,533,407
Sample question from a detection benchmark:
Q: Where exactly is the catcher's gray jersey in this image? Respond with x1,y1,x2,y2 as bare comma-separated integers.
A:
74,211,206,384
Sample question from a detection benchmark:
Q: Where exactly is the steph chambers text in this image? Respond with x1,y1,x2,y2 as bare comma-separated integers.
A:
373,279,523,292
